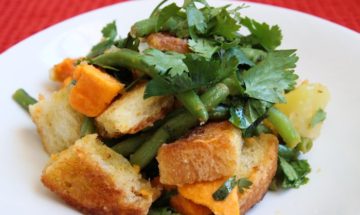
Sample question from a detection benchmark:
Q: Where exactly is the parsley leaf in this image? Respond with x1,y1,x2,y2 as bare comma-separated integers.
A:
87,21,117,58
241,17,282,51
143,49,188,77
188,39,218,60
310,108,326,127
243,50,299,103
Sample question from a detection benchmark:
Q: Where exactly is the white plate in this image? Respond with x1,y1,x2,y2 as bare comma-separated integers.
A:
1,0,359,214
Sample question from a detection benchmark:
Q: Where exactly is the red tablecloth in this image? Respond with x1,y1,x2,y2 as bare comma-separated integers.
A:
0,0,359,53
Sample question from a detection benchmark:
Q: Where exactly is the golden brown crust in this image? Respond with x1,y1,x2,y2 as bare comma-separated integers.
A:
237,134,279,214
41,134,157,215
157,121,243,186
147,33,190,54
95,82,174,138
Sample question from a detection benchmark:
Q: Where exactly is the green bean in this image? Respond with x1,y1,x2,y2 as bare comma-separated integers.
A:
130,83,230,168
296,137,313,153
267,107,301,148
176,91,208,122
93,49,209,122
278,144,299,160
12,89,37,112
208,105,230,121
222,75,244,95
112,132,153,157
80,117,96,137
130,17,157,38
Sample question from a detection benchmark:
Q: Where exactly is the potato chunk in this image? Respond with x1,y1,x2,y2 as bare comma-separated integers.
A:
276,81,330,139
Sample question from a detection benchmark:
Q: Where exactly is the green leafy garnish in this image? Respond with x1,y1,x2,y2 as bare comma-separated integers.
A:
87,21,117,58
271,145,311,190
243,50,299,103
241,17,282,51
212,176,252,201
188,39,218,60
143,49,189,77
310,108,326,127
148,207,180,215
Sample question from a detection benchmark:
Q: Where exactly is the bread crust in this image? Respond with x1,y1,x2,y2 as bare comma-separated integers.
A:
41,134,158,215
157,121,243,186
237,134,279,214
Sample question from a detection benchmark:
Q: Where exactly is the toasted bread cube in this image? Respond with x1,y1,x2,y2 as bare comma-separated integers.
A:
157,121,243,186
69,64,124,117
96,82,174,138
147,33,190,54
41,134,158,215
170,194,212,215
237,134,278,214
29,87,84,154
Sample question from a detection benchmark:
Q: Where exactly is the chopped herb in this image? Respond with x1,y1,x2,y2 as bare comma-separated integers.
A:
143,49,188,77
310,108,326,127
188,39,218,60
87,21,118,58
212,176,252,201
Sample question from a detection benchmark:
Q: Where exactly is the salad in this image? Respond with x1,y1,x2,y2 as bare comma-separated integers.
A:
13,0,330,214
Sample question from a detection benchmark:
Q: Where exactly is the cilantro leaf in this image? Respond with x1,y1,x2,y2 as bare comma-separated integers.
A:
188,39,218,60
156,3,181,31
237,178,252,193
101,21,117,39
224,47,254,66
310,108,326,127
144,54,237,97
243,50,299,103
241,17,282,51
212,176,237,201
229,98,272,130
143,49,188,77
271,145,311,190
148,207,180,215
186,2,207,38
87,21,117,58
210,8,240,40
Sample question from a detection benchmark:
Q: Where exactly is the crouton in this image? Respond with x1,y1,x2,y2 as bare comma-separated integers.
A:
147,33,190,53
157,121,243,186
29,87,84,154
41,134,159,215
170,194,212,215
237,134,279,214
95,82,174,138
178,177,240,215
69,64,124,117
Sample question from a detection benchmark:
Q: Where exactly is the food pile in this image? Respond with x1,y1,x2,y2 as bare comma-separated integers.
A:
13,0,330,214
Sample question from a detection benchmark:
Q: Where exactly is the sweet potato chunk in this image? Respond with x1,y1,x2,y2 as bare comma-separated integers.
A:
69,64,124,117
170,194,212,215
51,58,76,82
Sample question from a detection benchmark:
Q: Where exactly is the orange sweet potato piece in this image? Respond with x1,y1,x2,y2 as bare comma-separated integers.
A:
69,64,124,117
178,178,240,215
147,33,190,54
51,58,76,82
170,194,212,215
